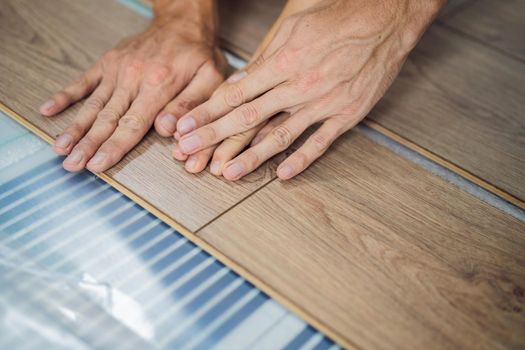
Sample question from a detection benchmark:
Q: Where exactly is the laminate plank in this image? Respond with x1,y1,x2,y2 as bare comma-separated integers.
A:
441,0,525,61
439,0,474,17
0,0,274,231
217,0,285,60
199,130,525,350
369,24,525,203
210,0,525,206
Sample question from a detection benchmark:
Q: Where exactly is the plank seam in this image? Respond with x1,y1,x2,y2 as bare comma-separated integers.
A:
436,20,525,64
364,120,525,211
0,101,355,350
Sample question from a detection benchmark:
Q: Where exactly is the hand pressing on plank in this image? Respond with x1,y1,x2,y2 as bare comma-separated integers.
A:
175,0,445,180
40,0,226,173
171,0,319,175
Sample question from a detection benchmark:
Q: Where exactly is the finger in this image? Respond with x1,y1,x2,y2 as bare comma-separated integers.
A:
251,112,290,146
155,61,223,137
185,146,216,174
178,86,294,155
172,141,189,161
40,64,101,116
62,88,132,172
176,56,288,136
210,125,264,176
53,81,113,156
277,119,346,180
221,110,314,181
85,89,165,172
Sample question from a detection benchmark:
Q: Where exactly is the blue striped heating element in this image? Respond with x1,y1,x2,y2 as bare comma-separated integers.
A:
0,110,338,349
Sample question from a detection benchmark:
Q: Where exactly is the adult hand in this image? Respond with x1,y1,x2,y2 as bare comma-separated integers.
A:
40,0,226,173
175,0,445,180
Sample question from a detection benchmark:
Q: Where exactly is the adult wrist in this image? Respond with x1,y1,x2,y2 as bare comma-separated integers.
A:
152,0,217,37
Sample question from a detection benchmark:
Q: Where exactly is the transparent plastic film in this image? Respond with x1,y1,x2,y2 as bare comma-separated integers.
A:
0,244,157,350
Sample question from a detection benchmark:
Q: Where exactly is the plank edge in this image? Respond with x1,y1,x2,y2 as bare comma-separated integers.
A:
0,101,355,350
364,119,525,210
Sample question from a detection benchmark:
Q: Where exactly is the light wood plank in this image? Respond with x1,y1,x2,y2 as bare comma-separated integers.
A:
199,130,525,350
210,0,525,206
0,0,274,231
441,0,525,61
369,24,525,202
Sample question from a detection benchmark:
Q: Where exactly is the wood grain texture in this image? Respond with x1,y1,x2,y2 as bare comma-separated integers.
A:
369,24,525,203
0,0,274,231
199,130,525,350
217,0,285,60
441,0,525,61
209,0,525,207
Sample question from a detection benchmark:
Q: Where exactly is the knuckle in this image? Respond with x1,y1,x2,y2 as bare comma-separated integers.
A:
224,84,244,107
199,108,213,125
84,96,105,110
54,90,70,104
202,125,218,143
203,60,224,80
295,70,322,93
118,114,147,132
274,48,296,73
252,54,265,68
123,58,144,77
101,50,117,63
238,103,260,128
99,141,119,156
73,74,89,90
64,124,84,139
76,135,97,150
312,133,331,152
97,109,120,124
147,65,172,86
171,98,197,114
213,146,228,160
294,151,309,169
228,131,251,144
243,149,260,168
271,125,293,149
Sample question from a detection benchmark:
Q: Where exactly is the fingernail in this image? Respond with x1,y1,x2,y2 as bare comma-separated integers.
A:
224,162,245,179
277,164,294,179
179,135,201,153
227,71,247,83
178,117,196,134
185,157,198,171
89,152,107,165
161,113,177,132
55,134,72,149
210,160,222,175
40,100,55,114
65,149,83,164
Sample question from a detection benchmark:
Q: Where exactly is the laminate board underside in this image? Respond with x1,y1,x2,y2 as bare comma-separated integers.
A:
0,0,275,231
199,131,525,350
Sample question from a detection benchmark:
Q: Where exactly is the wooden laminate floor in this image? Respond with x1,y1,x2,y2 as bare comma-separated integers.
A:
0,0,275,232
215,0,525,207
1,0,524,349
199,131,525,349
